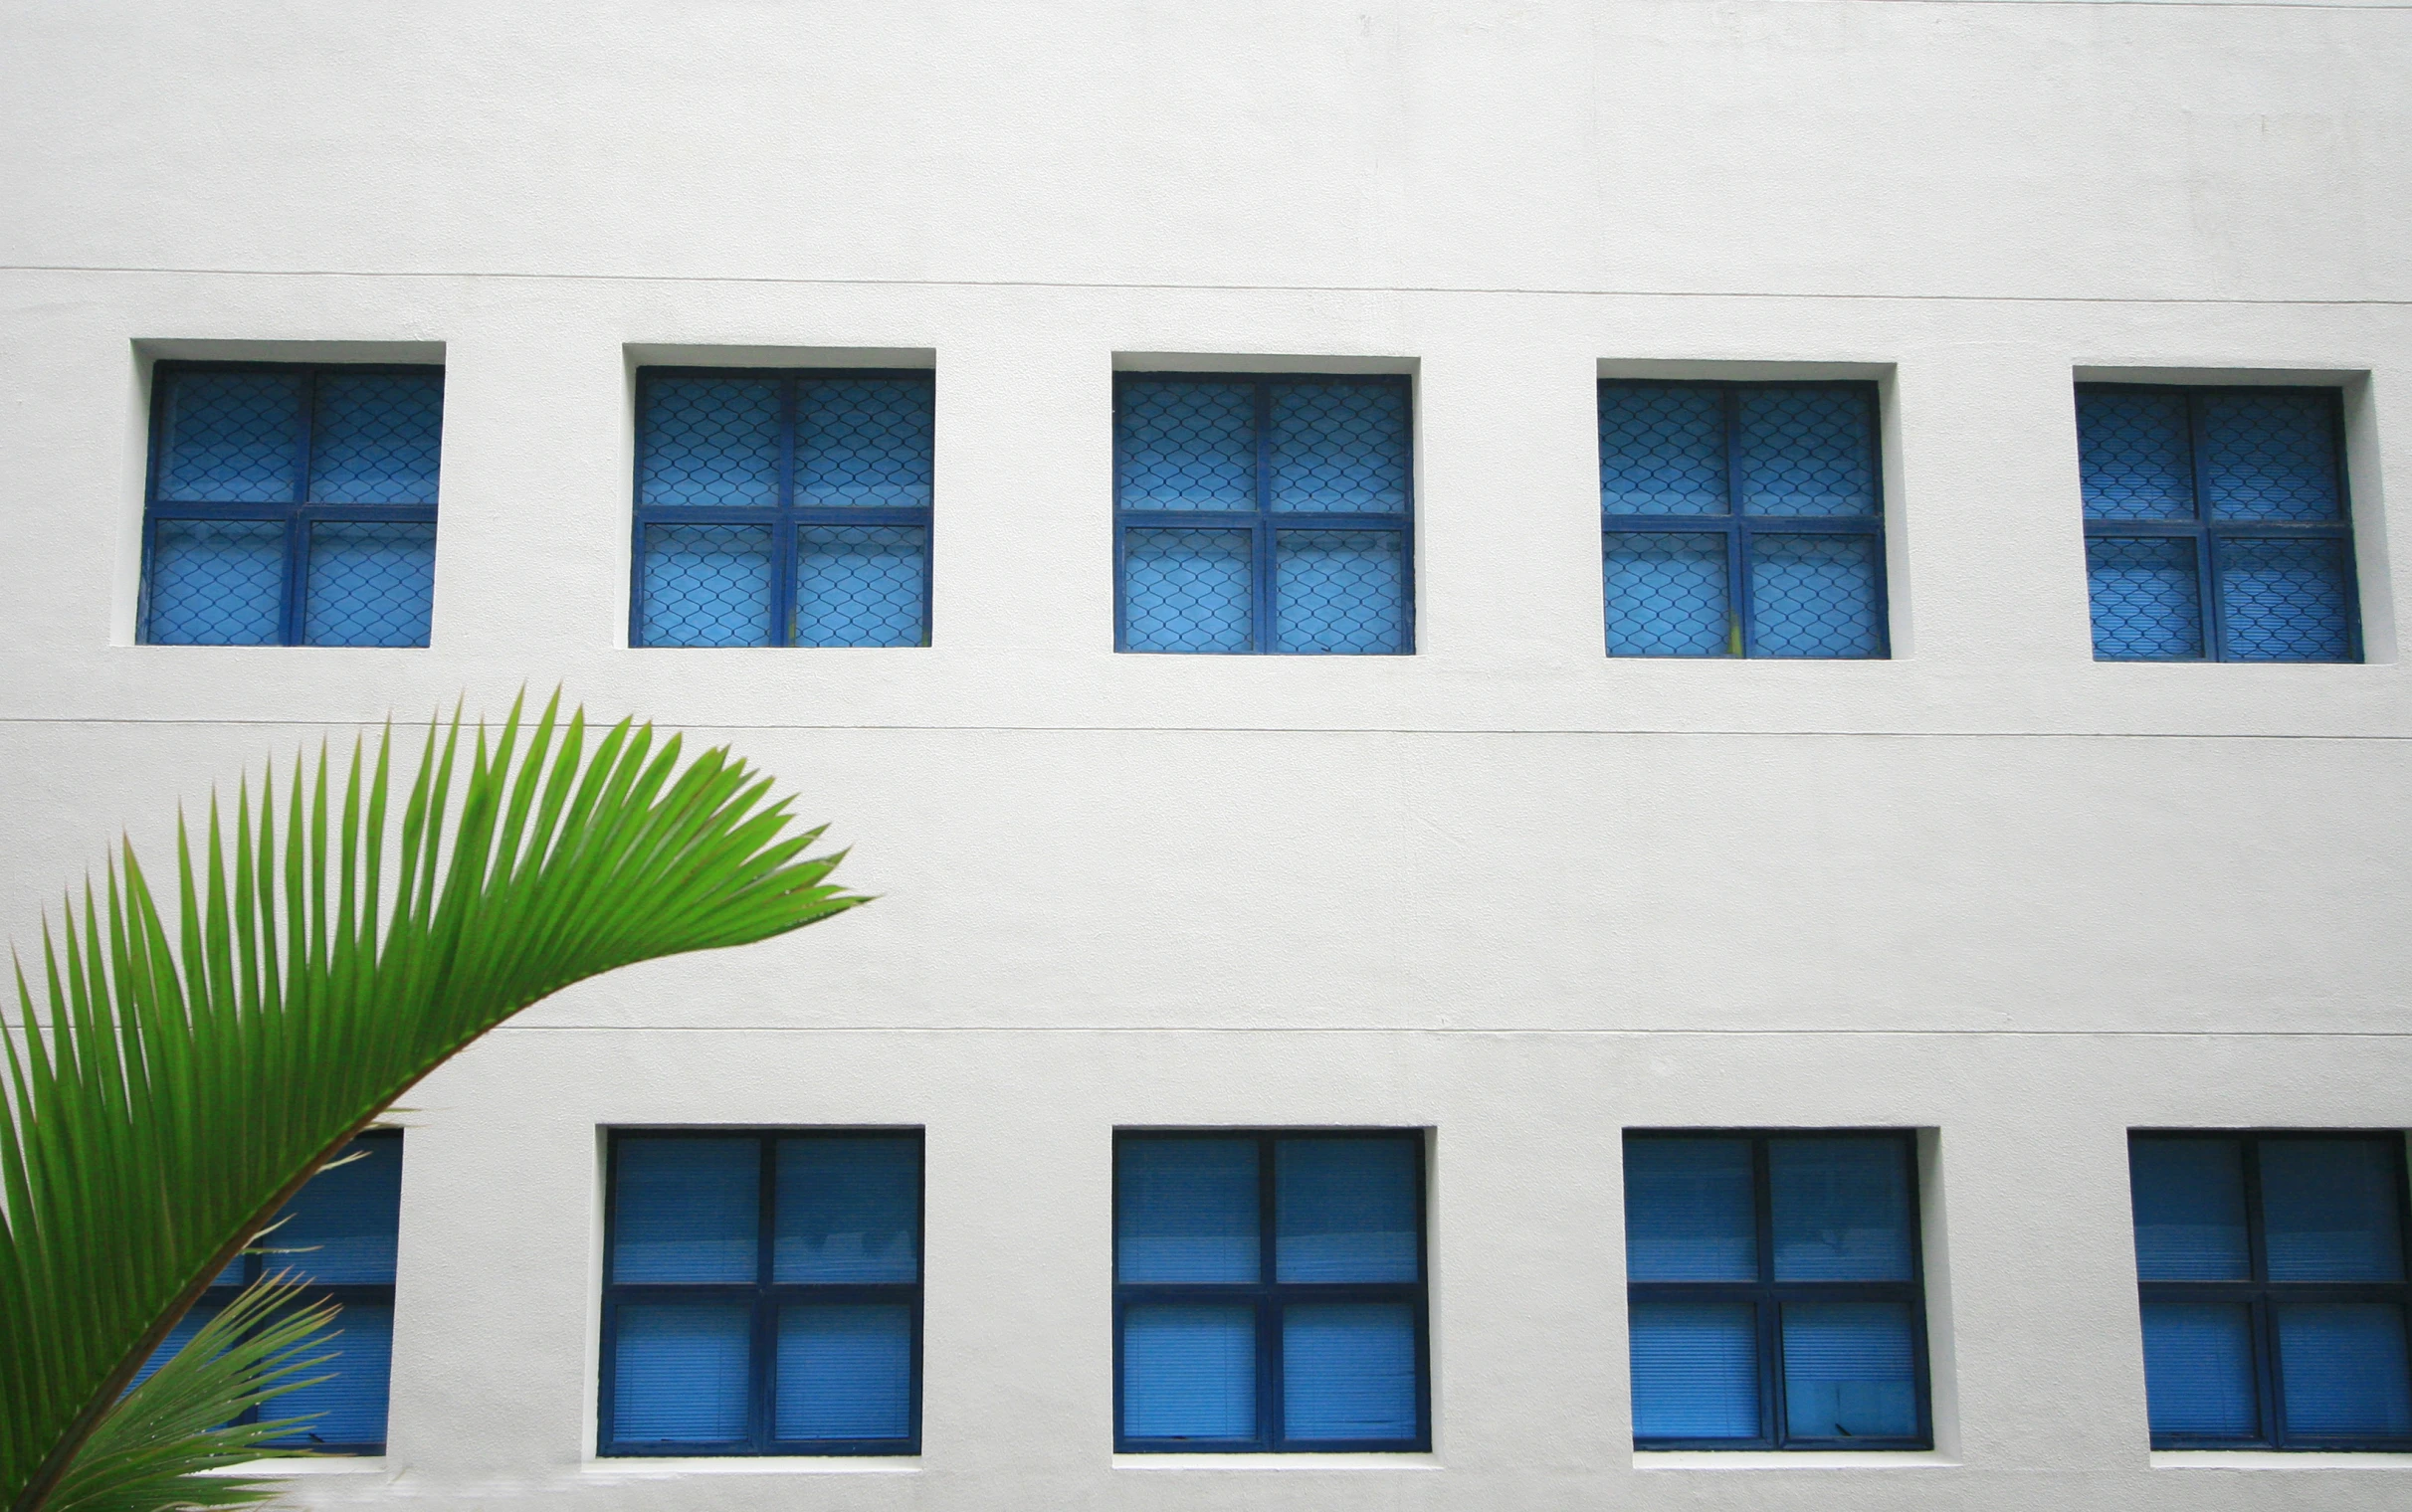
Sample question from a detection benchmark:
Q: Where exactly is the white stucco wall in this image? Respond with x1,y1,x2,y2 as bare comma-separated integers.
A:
4,0,2411,1506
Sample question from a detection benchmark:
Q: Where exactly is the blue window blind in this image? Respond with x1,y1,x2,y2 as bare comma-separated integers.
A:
2128,1132,2412,1448
1115,375,1414,655
2078,386,2358,662
1114,1130,1429,1451
600,1130,921,1456
632,370,933,648
142,365,441,647
1623,1130,1929,1449
1599,382,1887,660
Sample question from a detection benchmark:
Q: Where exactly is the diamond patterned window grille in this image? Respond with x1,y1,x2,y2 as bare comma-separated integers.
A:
1115,374,1413,654
632,370,933,648
141,364,443,646
1599,381,1886,659
2077,385,2358,662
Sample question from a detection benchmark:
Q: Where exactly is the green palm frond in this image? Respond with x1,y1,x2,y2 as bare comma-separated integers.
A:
0,691,866,1512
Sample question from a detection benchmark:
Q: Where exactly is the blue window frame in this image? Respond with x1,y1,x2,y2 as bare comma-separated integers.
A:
128,1131,403,1453
1113,373,1415,655
2129,1131,2412,1449
599,1129,923,1456
1598,381,1888,659
1623,1130,1930,1449
2078,385,2359,662
1112,1129,1430,1452
141,364,442,647
630,369,933,648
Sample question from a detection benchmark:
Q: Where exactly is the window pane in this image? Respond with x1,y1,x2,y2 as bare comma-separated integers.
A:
2077,389,2195,521
1273,529,1406,655
2200,391,2343,522
270,1136,402,1285
1270,383,1410,513
2217,537,2354,662
775,1303,911,1441
1117,1137,1259,1284
2128,1137,2250,1281
1121,1303,1256,1440
1123,528,1252,653
303,522,435,648
309,372,443,505
640,376,782,507
640,523,775,648
1780,1301,1917,1440
795,378,932,507
127,1299,224,1393
2087,536,2203,661
1275,1136,1418,1283
1736,388,1875,518
1628,1300,1759,1439
158,371,303,502
794,524,925,648
1599,385,1726,516
1624,1137,1757,1282
2139,1301,2259,1438
612,1302,751,1443
774,1135,919,1284
1118,381,1256,510
146,519,286,645
1282,1302,1417,1442
1769,1137,1912,1281
2260,1139,2406,1282
2275,1303,2412,1440
1605,533,1730,657
1747,534,1883,659
268,1303,391,1448
612,1137,760,1284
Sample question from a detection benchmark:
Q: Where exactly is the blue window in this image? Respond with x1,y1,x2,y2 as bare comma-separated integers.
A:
2129,1132,2412,1449
2078,386,2359,662
1599,382,1887,659
1623,1130,1929,1449
600,1130,922,1456
141,365,442,647
631,369,933,648
1114,1130,1429,1451
129,1131,403,1453
1114,374,1414,655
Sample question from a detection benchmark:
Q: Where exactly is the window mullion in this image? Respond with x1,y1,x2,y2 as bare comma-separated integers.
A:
1724,389,1751,659
1254,383,1276,656
771,378,801,648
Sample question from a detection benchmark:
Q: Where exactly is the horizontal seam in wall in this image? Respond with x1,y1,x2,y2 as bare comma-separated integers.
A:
487,1026,2412,1038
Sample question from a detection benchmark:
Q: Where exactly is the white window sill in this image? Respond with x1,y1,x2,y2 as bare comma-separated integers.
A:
581,1456,918,1476
2152,1451,2412,1469
201,1458,389,1478
1636,1450,1959,1470
1113,1452,1440,1470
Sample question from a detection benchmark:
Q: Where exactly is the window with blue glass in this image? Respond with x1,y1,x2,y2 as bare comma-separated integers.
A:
1623,1130,1929,1449
1114,374,1414,655
599,1129,922,1456
127,1131,403,1452
631,369,933,648
2078,386,2359,662
1598,381,1888,659
1113,1130,1429,1451
2128,1132,2412,1449
141,364,442,647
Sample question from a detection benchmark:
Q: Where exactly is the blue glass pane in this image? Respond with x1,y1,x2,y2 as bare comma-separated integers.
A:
2275,1303,2412,1440
612,1137,759,1284
1276,1137,1418,1283
641,377,782,507
795,524,925,648
774,1135,919,1284
1118,382,1256,509
1781,1301,1917,1440
1605,532,1730,657
1749,534,1883,658
1770,1137,1912,1281
795,378,932,507
640,523,774,648
1123,528,1252,653
2088,537,2203,661
1270,383,1410,513
1624,1137,1756,1282
2128,1137,2249,1282
2077,390,2195,521
2260,1140,2406,1282
2140,1302,2258,1438
1117,1137,1259,1284
1121,1303,1256,1440
303,522,435,648
1273,529,1406,654
1282,1302,1418,1441
146,519,286,645
309,373,443,505
1599,385,1726,516
158,371,303,503
1736,389,1876,518
612,1302,751,1443
2201,391,2343,522
1628,1300,1758,1439
269,1304,391,1448
2217,537,2354,662
776,1303,911,1440
269,1137,402,1285
128,1299,223,1392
